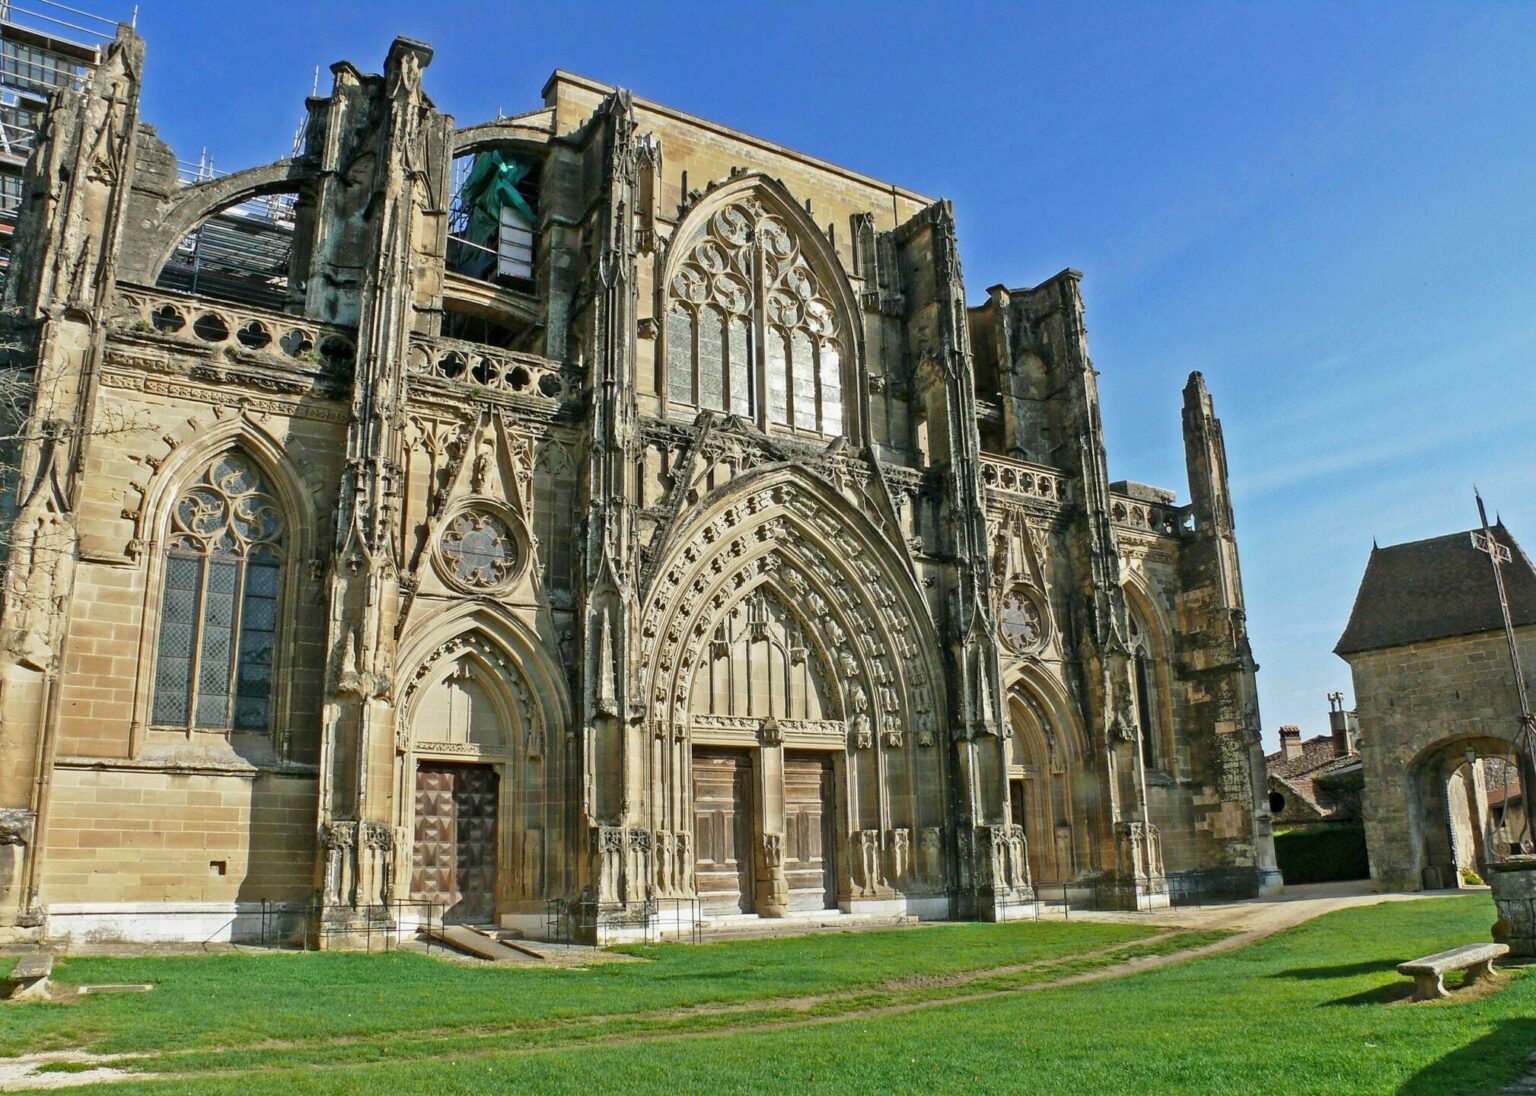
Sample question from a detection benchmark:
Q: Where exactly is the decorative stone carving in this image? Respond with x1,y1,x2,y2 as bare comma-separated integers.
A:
851,829,883,896
998,587,1045,653
887,827,911,886
1115,820,1165,887
919,827,945,891
0,808,37,846
641,475,941,750
439,509,518,590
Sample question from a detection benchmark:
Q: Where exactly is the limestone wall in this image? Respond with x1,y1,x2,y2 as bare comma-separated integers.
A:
1347,625,1536,890
40,766,318,937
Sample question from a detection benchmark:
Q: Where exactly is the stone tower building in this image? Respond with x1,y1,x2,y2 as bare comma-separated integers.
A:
0,29,1278,944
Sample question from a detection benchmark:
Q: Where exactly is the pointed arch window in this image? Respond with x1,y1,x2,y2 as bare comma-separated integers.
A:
666,199,846,436
151,454,286,732
1128,612,1157,769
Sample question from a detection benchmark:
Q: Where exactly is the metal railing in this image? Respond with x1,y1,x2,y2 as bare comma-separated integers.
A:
0,0,116,47
546,895,702,946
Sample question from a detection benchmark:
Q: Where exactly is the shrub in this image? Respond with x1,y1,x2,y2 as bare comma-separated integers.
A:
1274,824,1371,884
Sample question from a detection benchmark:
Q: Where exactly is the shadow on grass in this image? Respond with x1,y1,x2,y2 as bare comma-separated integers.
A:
1322,981,1415,1007
1398,1017,1536,1095
1273,960,1400,981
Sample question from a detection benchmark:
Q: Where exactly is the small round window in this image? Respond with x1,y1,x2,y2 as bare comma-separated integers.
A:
1269,791,1286,815
999,589,1045,652
441,510,518,589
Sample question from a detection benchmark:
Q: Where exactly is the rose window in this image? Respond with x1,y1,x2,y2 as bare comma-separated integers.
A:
999,590,1044,651
442,511,517,588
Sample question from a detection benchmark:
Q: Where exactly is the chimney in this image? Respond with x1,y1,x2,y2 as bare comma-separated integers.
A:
1279,725,1303,761
1328,691,1356,757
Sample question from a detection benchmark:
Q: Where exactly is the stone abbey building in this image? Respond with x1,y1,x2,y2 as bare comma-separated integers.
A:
0,28,1279,944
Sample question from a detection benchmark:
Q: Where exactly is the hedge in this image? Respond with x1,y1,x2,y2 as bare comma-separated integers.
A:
1274,824,1371,884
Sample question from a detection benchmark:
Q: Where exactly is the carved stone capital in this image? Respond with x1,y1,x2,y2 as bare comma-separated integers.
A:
0,808,37,846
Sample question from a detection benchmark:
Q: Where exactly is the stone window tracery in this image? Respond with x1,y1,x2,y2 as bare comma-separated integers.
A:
1128,611,1158,769
151,453,286,732
691,589,831,722
666,199,844,435
440,510,518,590
999,588,1045,653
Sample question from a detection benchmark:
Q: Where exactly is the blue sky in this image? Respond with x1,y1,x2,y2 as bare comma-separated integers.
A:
124,2,1536,748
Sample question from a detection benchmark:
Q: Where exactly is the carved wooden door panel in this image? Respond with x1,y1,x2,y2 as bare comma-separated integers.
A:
693,751,754,915
411,763,499,924
784,753,836,911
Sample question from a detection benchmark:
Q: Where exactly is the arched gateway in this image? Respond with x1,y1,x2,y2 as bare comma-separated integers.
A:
395,608,574,926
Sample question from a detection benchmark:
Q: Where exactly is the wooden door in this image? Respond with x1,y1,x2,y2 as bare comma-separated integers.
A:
784,752,837,911
693,750,754,915
411,762,499,924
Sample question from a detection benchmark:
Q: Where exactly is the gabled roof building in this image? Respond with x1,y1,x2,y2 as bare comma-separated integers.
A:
1336,523,1536,890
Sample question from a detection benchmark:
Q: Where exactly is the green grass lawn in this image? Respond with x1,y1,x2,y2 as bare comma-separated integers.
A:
0,919,1157,1058
3,896,1530,1094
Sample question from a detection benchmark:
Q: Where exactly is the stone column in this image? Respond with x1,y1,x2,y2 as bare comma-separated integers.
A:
754,719,788,916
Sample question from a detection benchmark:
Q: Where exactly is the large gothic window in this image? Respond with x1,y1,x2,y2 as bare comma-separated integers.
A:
1128,612,1157,769
151,454,286,732
666,200,844,436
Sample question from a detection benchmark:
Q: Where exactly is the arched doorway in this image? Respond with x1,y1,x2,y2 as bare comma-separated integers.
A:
640,466,951,920
1005,678,1090,889
688,588,840,916
397,616,571,928
1408,735,1530,889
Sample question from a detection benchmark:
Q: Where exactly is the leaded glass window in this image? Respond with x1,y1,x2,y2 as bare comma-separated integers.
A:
152,454,286,732
698,308,725,412
728,317,750,417
666,197,846,436
666,306,694,404
1128,613,1157,769
767,329,789,426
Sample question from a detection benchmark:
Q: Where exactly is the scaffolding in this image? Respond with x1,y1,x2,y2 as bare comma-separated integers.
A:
0,0,116,280
154,154,299,311
446,148,538,284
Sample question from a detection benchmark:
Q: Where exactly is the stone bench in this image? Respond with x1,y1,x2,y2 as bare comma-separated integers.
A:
1397,942,1508,1001
4,955,54,1001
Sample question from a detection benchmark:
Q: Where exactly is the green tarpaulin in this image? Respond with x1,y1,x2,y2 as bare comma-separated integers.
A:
460,149,536,249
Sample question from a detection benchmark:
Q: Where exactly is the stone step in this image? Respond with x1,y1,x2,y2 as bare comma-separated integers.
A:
669,913,919,943
422,923,537,963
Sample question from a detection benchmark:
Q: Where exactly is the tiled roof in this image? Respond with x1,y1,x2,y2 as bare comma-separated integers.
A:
1265,735,1358,815
1335,522,1536,656
1266,735,1348,781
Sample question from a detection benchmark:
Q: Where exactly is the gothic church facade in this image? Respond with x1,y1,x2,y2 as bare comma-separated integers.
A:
0,30,1278,944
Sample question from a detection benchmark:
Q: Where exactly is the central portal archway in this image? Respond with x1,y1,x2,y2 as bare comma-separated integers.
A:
640,465,950,918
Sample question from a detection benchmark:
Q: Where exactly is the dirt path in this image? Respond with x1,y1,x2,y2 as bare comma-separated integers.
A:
0,886,1474,1091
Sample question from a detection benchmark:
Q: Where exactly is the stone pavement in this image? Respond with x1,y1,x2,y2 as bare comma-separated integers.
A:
1059,879,1484,935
